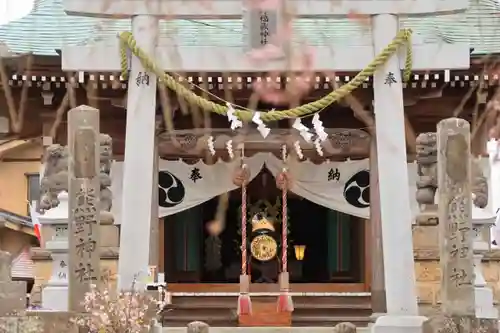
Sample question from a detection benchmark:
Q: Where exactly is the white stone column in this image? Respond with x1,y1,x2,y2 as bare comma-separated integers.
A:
371,14,426,333
39,192,70,311
472,206,498,319
117,15,159,291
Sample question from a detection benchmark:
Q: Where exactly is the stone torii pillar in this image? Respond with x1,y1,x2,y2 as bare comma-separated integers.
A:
364,3,468,331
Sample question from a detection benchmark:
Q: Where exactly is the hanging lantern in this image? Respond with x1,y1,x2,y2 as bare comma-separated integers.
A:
294,245,306,261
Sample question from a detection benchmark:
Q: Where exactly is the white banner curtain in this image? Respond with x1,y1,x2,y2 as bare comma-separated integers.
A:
111,153,268,222
266,155,491,220
110,154,491,223
264,154,419,219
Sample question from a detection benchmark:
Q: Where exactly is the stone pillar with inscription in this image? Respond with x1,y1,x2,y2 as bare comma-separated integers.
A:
438,118,475,317
424,118,497,332
39,192,70,311
68,106,101,313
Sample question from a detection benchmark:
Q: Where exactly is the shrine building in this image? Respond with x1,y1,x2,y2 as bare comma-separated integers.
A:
1,0,500,328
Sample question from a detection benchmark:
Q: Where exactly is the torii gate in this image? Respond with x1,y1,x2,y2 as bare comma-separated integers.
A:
62,0,470,330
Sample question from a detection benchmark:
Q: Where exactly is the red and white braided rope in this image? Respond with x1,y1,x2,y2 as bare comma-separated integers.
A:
241,181,247,275
281,172,288,273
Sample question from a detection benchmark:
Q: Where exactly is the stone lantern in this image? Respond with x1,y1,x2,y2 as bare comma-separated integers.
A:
472,202,498,319
39,191,70,311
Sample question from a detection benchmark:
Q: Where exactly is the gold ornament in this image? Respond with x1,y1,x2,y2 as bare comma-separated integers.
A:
250,234,278,261
251,214,275,232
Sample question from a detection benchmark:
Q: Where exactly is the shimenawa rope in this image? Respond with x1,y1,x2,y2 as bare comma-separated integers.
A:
118,29,413,123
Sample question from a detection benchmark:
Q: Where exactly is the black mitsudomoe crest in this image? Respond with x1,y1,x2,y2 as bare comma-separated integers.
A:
158,171,185,208
343,170,370,208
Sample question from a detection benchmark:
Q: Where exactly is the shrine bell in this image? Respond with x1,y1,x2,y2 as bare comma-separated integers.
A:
249,214,279,262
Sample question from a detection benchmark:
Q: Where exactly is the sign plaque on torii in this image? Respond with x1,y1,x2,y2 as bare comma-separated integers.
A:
62,1,470,329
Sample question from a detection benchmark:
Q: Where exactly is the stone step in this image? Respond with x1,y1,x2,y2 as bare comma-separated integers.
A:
170,303,236,309
157,327,372,333
294,303,371,310
292,315,372,327
169,302,371,310
162,294,372,328
161,314,237,327
162,310,372,327
293,306,373,318
164,306,237,317
171,294,371,306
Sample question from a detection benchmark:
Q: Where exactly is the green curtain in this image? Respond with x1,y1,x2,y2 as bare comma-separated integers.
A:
326,210,352,276
173,207,202,272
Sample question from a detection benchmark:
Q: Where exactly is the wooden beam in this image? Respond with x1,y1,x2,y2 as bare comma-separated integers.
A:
3,221,36,237
0,139,33,158
404,115,417,154
157,127,371,157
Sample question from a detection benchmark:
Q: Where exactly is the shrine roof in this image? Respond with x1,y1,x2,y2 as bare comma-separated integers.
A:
0,208,33,228
0,0,499,57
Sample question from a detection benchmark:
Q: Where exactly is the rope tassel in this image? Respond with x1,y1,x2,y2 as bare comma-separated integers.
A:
277,286,294,312
238,294,252,315
238,275,252,315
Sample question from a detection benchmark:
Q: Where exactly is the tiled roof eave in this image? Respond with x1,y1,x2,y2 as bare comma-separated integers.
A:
0,209,33,228
1,0,500,56
4,68,500,88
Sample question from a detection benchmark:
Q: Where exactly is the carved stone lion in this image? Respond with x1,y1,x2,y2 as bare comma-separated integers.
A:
39,134,113,214
99,134,113,213
471,157,488,209
415,132,488,210
416,132,438,206
39,144,69,211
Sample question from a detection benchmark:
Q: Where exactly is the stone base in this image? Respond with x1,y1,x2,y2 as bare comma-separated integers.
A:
369,312,386,325
415,211,438,226
475,287,498,319
26,310,78,333
0,281,26,316
0,316,44,332
42,285,68,311
371,315,427,333
423,315,499,333
474,318,499,333
101,224,120,247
